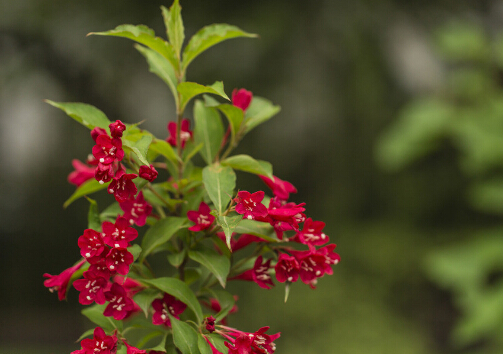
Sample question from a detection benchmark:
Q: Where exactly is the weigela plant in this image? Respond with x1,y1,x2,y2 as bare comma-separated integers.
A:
43,1,340,353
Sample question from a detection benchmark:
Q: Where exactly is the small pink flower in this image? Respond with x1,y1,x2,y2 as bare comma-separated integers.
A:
232,256,274,289
68,159,96,186
78,229,106,260
291,218,328,246
234,191,268,220
152,293,187,327
103,283,135,320
92,134,124,165
259,175,297,201
187,202,215,232
73,270,108,305
95,162,115,184
167,119,193,148
43,259,86,301
267,198,305,228
119,191,152,227
231,88,253,111
102,216,138,249
109,120,126,138
77,327,118,354
108,170,138,203
105,247,134,275
274,253,300,283
290,249,326,285
138,164,158,182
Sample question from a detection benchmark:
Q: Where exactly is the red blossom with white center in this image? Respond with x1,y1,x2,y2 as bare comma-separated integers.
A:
68,159,96,186
95,162,116,184
105,247,134,275
92,134,124,165
234,191,268,220
267,197,306,230
78,229,106,260
109,120,126,138
103,283,135,320
108,170,138,203
289,249,326,285
187,201,215,232
292,218,329,246
259,175,297,202
274,253,300,283
152,293,187,327
88,255,112,279
119,191,152,227
73,270,108,305
138,164,158,182
74,326,117,354
167,119,193,148
232,256,274,289
102,217,138,249
43,259,86,301
221,326,280,354
316,243,340,275
231,88,253,111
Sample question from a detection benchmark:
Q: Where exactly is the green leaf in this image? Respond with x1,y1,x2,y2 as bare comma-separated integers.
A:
170,316,200,354
206,289,236,322
116,346,127,354
100,202,122,221
188,243,230,288
202,164,236,214
216,104,244,145
178,81,229,113
123,134,152,166
129,244,142,261
64,179,109,208
143,277,203,324
234,219,277,242
167,248,187,268
244,96,281,133
135,44,178,106
140,217,188,261
216,214,242,250
133,288,161,317
162,1,184,58
221,154,273,179
89,24,179,73
182,24,257,71
205,334,228,353
81,304,122,331
198,334,212,354
194,100,224,164
150,138,180,163
45,100,111,130
86,197,101,231
149,333,169,352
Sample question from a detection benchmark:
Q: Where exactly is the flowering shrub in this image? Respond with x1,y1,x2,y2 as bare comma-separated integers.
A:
43,1,340,353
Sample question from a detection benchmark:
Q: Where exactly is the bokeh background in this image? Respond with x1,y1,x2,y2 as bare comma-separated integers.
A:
2,0,503,353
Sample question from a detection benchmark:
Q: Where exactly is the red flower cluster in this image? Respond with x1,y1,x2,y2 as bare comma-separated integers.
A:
210,325,280,354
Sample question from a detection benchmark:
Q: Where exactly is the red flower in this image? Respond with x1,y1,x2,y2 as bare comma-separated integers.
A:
76,327,117,354
78,229,106,260
119,191,152,227
234,191,268,220
291,218,328,246
103,283,135,320
138,164,158,182
108,170,138,203
105,247,134,275
68,159,95,186
43,259,86,300
267,198,305,229
205,315,216,332
217,232,262,252
167,119,193,148
95,162,116,184
232,256,274,289
73,270,108,305
91,127,108,142
259,175,297,201
92,134,124,165
109,120,126,138
231,88,253,111
152,293,187,327
221,326,280,354
122,340,147,354
187,202,215,232
290,248,326,285
102,216,138,249
274,253,300,283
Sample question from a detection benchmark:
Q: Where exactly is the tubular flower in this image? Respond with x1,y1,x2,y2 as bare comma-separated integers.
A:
232,256,274,289
68,159,96,186
234,191,268,220
167,119,192,148
291,218,329,246
43,259,86,300
73,326,117,354
259,175,297,202
231,88,253,111
274,253,300,283
105,247,134,275
152,293,187,327
109,120,126,138
102,216,138,249
138,164,158,182
187,201,215,232
73,270,108,305
119,191,152,227
103,283,135,320
78,229,106,260
92,134,124,165
220,326,280,354
108,170,138,203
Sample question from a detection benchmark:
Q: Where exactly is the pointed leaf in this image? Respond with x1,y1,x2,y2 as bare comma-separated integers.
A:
202,164,236,214
188,243,230,288
135,44,178,104
216,104,244,145
150,138,180,163
234,219,277,242
89,24,179,73
64,179,109,208
178,81,229,113
123,135,152,167
86,197,101,231
182,24,257,71
133,288,161,317
194,100,224,164
81,304,122,331
169,316,200,354
129,244,142,261
162,1,184,58
216,214,242,250
198,334,212,354
45,100,111,130
143,277,203,324
245,96,281,133
140,217,188,261
221,154,273,179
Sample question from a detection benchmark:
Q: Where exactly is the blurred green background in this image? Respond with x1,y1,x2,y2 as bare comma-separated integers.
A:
2,0,503,353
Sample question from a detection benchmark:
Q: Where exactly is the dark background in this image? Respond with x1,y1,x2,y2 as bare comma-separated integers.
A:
1,0,502,353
